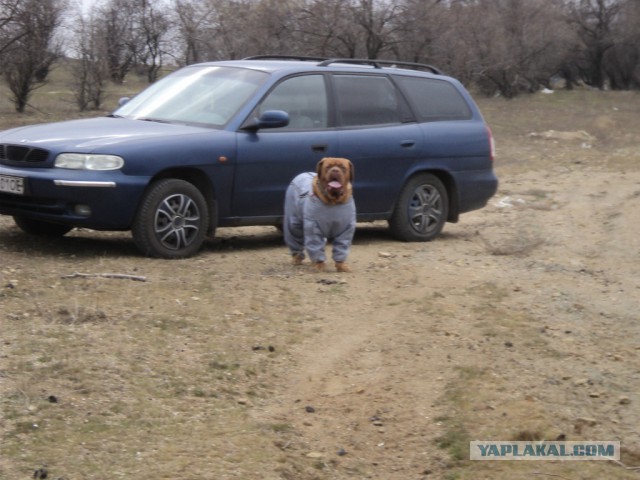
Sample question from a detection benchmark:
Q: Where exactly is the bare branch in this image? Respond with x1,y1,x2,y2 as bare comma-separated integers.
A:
61,272,148,282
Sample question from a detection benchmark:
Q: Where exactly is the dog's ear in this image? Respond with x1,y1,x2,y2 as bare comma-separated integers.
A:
316,158,326,175
348,160,354,182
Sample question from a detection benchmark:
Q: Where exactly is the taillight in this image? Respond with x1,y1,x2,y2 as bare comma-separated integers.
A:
487,125,495,161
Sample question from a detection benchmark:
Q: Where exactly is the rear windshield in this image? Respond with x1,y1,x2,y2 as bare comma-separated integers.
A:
395,76,472,121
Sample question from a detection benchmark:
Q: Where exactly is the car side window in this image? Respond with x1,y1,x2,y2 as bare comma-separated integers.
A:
333,75,403,127
395,76,472,121
257,75,328,129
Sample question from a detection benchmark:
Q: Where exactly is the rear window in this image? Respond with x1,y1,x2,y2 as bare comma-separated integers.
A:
395,76,472,121
333,75,404,127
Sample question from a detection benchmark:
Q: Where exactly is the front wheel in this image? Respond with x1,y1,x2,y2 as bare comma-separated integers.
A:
388,173,449,242
13,216,73,236
132,179,209,258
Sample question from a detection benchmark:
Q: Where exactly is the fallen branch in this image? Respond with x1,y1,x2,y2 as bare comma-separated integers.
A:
534,459,640,476
61,272,147,282
532,473,572,479
610,458,640,471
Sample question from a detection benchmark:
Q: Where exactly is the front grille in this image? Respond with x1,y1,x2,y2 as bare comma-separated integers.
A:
0,144,50,164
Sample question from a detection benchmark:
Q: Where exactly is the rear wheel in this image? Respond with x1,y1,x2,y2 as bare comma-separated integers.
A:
13,216,73,236
132,179,209,258
388,173,448,241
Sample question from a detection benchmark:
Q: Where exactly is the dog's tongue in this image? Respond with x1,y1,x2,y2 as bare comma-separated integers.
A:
328,181,343,190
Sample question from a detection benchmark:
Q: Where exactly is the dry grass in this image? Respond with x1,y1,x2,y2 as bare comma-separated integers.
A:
1,245,307,479
0,59,165,129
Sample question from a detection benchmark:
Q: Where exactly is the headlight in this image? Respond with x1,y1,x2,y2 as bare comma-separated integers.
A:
55,153,124,170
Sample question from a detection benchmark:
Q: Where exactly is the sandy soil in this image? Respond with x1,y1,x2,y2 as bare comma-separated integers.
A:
245,148,640,479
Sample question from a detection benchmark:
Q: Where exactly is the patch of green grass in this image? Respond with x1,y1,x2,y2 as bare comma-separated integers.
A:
11,421,40,436
435,420,471,462
269,422,294,433
209,359,240,371
523,188,550,200
465,281,510,303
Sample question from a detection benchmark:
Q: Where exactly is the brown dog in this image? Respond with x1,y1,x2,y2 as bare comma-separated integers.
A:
283,157,356,272
313,157,354,206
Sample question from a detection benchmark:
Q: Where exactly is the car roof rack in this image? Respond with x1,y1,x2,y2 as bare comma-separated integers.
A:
242,55,442,75
243,55,329,62
318,58,442,75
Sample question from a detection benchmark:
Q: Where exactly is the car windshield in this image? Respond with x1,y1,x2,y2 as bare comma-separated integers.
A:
114,66,269,128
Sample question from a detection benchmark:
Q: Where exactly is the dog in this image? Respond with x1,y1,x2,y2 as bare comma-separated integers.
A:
283,157,356,272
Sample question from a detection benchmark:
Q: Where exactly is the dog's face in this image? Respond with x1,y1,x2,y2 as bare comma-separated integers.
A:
314,157,354,204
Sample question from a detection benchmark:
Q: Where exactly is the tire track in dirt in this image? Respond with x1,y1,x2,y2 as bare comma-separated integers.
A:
251,258,458,478
254,166,640,478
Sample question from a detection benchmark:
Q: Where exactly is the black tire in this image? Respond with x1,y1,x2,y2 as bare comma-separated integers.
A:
132,179,209,259
13,216,73,236
388,173,449,242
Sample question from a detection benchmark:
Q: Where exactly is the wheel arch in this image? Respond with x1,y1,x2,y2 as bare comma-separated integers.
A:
148,168,218,235
403,169,459,223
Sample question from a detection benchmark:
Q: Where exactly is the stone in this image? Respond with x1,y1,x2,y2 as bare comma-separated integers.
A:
575,417,597,427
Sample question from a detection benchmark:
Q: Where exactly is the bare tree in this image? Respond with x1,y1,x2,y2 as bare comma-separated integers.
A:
566,0,623,89
98,0,140,84
69,10,110,110
173,0,217,65
297,0,354,57
171,0,256,63
242,0,300,56
390,0,448,65
603,0,640,89
439,0,569,97
5,0,635,107
139,0,640,93
349,0,401,59
0,0,26,57
213,0,256,59
136,0,171,82
3,0,66,112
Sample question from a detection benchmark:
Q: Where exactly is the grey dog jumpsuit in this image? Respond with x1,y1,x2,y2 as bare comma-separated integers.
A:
283,172,356,263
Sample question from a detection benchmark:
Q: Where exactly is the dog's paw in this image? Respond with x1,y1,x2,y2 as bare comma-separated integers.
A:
335,262,351,273
313,261,326,272
291,254,304,266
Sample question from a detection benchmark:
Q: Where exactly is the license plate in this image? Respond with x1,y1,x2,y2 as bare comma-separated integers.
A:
0,174,25,195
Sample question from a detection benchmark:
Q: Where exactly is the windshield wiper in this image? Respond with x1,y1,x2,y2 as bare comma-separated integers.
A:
138,117,172,124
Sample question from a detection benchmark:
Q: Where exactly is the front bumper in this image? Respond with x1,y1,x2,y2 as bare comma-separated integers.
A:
0,166,148,230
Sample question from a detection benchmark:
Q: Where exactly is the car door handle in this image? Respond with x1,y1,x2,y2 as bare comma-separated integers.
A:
312,144,327,153
401,140,416,148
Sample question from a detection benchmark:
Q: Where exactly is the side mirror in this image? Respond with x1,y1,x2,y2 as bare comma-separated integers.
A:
118,97,131,107
241,110,289,131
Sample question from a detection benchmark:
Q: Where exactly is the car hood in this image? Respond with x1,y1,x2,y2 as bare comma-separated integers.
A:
0,117,224,151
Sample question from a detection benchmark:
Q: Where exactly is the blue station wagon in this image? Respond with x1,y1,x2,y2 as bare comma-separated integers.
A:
0,56,497,258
